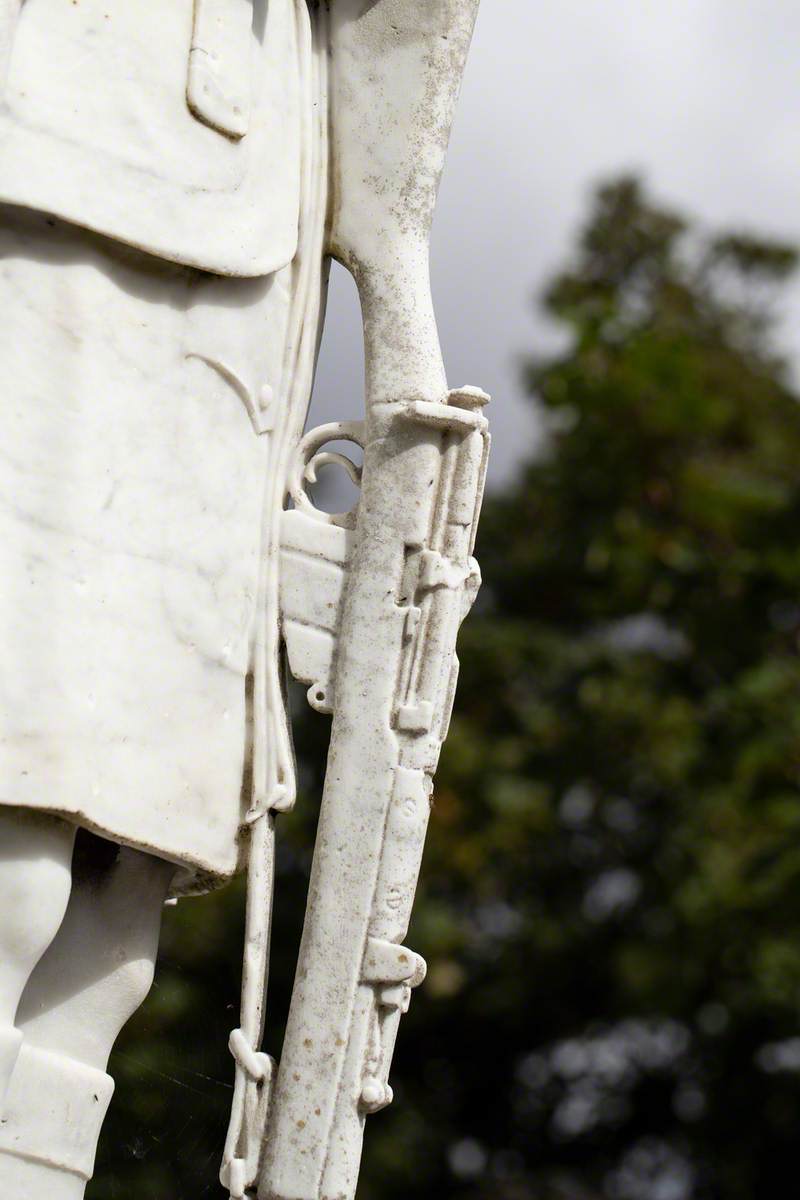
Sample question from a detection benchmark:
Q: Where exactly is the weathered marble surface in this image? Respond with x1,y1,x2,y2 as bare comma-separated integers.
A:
0,0,301,274
0,207,294,887
0,3,485,1199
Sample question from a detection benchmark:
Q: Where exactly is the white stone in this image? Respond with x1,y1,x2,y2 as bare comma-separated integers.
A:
0,3,486,1198
0,0,302,274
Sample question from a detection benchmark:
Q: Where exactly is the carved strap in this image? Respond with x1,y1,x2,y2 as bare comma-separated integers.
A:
220,3,330,1196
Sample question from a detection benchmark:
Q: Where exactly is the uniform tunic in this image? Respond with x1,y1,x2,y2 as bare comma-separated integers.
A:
0,0,312,890
0,207,295,890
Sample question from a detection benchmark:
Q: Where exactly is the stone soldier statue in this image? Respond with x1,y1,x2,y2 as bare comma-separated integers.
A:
0,2,486,1198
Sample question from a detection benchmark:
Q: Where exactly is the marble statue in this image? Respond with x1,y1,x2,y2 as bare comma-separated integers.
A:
0,2,486,1198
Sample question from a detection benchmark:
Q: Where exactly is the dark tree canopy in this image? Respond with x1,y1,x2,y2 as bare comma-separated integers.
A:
94,179,800,1200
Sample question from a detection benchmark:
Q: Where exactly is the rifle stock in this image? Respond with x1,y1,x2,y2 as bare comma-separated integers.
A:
260,387,488,1200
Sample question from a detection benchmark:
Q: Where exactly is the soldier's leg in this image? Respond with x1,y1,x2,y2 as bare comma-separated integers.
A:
0,808,76,1105
0,833,175,1200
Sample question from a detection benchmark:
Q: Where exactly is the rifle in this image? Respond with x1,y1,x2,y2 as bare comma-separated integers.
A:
258,3,486,1198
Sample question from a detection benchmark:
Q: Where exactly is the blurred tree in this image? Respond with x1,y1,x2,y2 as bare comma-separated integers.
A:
92,178,800,1200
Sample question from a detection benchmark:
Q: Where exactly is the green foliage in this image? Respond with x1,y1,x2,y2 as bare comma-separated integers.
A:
93,178,800,1199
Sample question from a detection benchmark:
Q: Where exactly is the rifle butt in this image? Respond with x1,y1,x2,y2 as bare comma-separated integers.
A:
259,397,487,1200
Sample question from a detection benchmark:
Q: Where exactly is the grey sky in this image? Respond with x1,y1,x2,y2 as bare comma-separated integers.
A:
312,1,800,488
